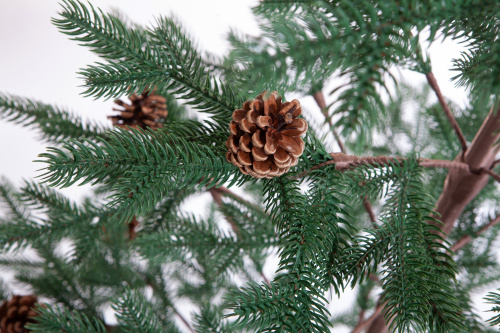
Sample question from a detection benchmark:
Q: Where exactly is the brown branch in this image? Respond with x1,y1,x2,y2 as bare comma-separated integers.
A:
363,196,378,227
261,272,270,285
313,91,346,152
426,72,468,152
212,186,268,216
366,314,389,333
172,306,196,333
208,187,271,284
451,214,500,252
419,159,470,171
209,187,240,236
433,103,500,237
482,168,500,183
146,278,195,333
293,153,475,179
352,302,386,333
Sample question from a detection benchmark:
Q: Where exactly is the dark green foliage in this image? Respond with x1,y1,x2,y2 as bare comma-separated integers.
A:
0,179,88,251
222,0,500,151
1,0,499,332
194,303,234,333
53,0,243,129
340,160,463,332
379,160,461,332
485,289,500,328
226,167,353,332
27,305,106,333
112,288,169,333
37,128,247,221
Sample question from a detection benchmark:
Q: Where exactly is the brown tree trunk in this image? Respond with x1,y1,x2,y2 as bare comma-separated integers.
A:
434,104,500,237
366,315,389,333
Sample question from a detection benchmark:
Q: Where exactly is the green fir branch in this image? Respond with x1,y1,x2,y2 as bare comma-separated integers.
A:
0,177,30,222
136,214,277,268
27,305,106,333
37,128,247,221
112,288,167,333
228,167,352,332
193,303,234,333
377,159,463,332
0,93,104,144
485,289,500,328
54,0,242,128
0,181,107,251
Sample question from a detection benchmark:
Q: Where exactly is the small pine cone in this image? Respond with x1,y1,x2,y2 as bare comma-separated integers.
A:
0,295,39,333
226,91,307,178
109,90,168,131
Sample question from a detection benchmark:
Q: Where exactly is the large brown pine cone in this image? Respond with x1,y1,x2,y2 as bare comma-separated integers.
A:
109,90,168,131
0,295,38,333
226,91,307,178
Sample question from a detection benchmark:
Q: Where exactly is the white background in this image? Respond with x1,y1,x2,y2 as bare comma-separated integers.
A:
0,1,488,332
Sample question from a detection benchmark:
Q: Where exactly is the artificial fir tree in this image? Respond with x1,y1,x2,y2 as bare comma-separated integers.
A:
0,1,500,332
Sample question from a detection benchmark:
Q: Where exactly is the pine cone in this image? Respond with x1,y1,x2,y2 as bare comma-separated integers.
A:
0,295,38,333
226,91,307,178
109,90,168,131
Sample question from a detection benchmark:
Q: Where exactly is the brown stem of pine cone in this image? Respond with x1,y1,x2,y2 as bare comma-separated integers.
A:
451,214,500,252
426,72,468,152
313,91,345,152
105,324,118,332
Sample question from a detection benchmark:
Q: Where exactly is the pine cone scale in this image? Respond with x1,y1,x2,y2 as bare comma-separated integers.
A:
252,147,268,161
252,130,265,148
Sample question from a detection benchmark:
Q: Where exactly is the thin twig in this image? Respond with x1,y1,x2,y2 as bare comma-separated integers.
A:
208,187,240,236
352,302,386,333
426,72,468,152
172,306,196,333
208,187,271,284
294,153,473,179
313,91,346,152
212,186,268,215
147,278,195,333
261,272,270,285
451,214,500,252
368,274,381,284
313,91,384,228
481,168,500,183
363,196,378,227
